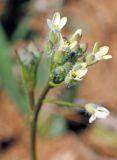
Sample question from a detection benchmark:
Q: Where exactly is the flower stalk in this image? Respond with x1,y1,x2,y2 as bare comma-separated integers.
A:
43,99,83,109
31,82,52,160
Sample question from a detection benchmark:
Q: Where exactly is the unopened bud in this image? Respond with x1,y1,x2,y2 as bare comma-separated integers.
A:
52,66,67,84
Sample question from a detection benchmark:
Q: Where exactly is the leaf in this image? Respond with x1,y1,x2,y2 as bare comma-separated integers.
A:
0,26,29,113
12,18,31,42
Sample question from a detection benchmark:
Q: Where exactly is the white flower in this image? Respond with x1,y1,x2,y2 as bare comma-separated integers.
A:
69,63,88,81
61,28,82,52
65,63,88,87
85,103,110,123
93,43,112,61
58,34,77,51
47,12,67,32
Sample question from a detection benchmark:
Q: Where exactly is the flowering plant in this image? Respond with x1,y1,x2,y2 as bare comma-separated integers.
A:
17,12,111,160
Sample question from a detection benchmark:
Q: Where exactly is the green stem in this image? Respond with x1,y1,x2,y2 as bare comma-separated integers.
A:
49,81,64,87
43,99,83,109
28,89,35,110
31,82,52,160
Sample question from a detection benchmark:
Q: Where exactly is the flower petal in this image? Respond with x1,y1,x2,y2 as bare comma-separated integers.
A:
80,62,87,68
74,77,82,81
74,28,82,36
52,12,60,26
89,114,97,123
59,17,67,29
85,103,96,113
103,55,112,59
47,19,52,30
99,46,109,55
69,41,77,49
95,107,110,119
74,68,88,80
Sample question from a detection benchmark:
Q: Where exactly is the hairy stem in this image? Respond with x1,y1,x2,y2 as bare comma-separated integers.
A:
31,82,52,160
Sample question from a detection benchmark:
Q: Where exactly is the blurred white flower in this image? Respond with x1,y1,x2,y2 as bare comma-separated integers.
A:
85,103,110,123
69,63,88,81
93,43,112,61
18,43,40,68
47,12,67,32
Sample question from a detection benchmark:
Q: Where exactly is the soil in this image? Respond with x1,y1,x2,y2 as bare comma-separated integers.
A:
0,90,117,160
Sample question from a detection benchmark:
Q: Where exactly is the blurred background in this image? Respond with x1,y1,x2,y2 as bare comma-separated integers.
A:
0,0,117,160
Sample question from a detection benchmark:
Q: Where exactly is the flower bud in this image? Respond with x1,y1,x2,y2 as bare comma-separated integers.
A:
54,51,65,64
18,42,40,89
69,29,82,43
45,40,53,55
50,31,58,44
63,62,72,72
18,42,40,68
52,66,67,84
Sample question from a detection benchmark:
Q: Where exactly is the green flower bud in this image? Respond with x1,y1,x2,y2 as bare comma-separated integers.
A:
54,51,65,64
18,42,40,89
63,62,72,72
52,66,67,84
69,29,82,43
21,64,38,90
45,40,53,55
50,31,58,44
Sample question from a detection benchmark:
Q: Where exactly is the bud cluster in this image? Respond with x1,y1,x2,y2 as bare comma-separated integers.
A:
16,12,111,125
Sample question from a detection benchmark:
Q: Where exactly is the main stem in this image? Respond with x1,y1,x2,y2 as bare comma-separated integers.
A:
31,82,51,160
29,89,35,110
